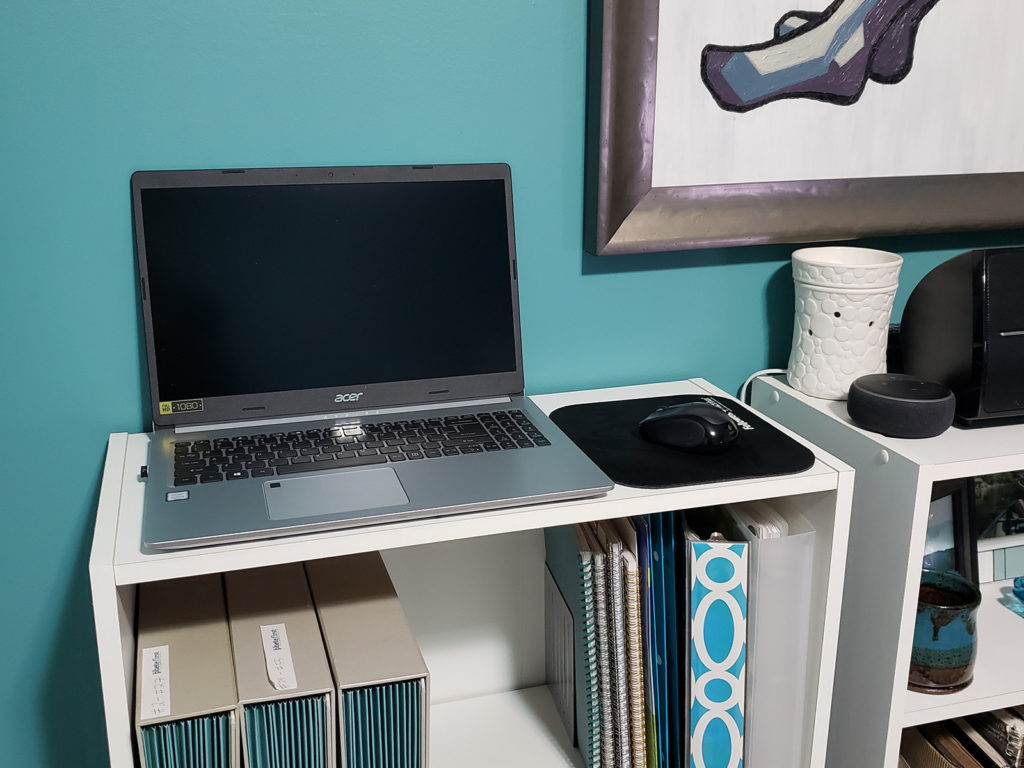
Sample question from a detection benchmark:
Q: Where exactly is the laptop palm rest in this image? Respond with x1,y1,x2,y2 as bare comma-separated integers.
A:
263,468,409,521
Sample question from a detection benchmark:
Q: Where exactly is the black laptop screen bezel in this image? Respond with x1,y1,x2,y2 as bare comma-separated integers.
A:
131,163,525,428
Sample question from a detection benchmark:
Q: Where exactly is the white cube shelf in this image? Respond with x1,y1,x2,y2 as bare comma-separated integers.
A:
753,375,1024,768
91,379,852,767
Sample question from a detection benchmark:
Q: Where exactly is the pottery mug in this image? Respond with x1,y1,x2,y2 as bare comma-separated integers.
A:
908,569,981,694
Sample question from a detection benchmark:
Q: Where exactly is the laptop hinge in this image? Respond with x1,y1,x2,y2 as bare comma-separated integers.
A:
172,395,515,434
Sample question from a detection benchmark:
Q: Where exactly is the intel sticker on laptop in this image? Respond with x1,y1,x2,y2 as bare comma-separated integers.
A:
165,490,190,502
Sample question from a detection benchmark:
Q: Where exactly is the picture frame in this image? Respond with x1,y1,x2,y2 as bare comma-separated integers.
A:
972,471,1024,583
923,479,978,585
973,471,1024,541
583,0,1024,255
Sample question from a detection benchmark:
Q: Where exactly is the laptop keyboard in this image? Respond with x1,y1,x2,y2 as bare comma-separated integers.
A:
171,409,551,486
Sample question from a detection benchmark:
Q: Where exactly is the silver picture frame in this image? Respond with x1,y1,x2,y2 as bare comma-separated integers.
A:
583,0,1024,255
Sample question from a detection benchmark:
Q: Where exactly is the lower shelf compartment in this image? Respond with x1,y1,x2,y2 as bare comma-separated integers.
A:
904,580,1024,726
432,686,582,768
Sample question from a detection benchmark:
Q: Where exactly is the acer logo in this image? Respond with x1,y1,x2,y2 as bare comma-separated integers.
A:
334,392,364,403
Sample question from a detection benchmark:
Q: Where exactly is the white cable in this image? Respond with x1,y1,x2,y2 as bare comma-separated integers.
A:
739,368,787,404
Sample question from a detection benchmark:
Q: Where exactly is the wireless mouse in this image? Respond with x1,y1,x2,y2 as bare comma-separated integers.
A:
638,402,740,453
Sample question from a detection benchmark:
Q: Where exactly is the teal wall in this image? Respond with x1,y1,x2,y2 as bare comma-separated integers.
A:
1,3,1020,766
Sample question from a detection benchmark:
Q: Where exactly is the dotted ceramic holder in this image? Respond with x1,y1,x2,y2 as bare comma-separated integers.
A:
786,247,903,400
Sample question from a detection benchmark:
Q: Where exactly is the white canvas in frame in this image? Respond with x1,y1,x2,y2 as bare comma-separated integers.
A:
653,0,1024,188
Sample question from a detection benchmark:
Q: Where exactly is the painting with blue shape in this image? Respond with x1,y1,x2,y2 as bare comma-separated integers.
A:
701,0,941,111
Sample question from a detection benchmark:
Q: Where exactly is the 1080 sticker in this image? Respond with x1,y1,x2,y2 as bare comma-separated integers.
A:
159,399,204,415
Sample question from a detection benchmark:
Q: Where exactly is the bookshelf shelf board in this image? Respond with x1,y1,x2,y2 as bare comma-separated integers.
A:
431,686,582,768
759,382,1024,480
107,379,843,587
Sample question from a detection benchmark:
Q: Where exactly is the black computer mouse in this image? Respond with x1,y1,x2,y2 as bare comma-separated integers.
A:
637,402,740,453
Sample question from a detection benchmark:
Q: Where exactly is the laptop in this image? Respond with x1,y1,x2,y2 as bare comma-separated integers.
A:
133,163,613,550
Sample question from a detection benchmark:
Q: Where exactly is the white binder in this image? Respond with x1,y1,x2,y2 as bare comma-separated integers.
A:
726,500,816,768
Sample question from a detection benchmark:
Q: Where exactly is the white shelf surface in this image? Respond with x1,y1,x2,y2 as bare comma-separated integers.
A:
431,686,582,768
105,379,845,586
904,580,1024,726
756,375,1024,480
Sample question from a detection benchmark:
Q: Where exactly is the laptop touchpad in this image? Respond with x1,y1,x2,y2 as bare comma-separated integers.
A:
263,467,409,521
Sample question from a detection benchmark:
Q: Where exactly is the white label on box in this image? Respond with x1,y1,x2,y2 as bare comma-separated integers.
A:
140,645,171,719
260,623,298,690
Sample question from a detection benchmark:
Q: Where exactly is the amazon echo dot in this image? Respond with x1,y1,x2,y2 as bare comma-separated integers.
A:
847,373,955,438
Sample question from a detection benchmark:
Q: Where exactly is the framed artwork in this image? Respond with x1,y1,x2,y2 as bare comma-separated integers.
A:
584,0,1024,255
973,471,1024,541
923,479,977,585
972,471,1024,584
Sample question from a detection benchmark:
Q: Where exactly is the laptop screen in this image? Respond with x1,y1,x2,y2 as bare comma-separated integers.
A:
133,164,523,427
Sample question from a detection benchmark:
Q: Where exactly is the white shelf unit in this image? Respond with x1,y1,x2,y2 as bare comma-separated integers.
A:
752,375,1024,768
90,379,853,768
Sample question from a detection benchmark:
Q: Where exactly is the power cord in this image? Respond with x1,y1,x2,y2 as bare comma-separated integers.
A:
739,368,787,404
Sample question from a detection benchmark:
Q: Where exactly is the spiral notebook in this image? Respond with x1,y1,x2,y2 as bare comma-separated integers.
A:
609,518,648,768
586,524,617,768
544,524,602,768
593,520,631,768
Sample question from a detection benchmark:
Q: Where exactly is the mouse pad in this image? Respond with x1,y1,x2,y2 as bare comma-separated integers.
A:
549,394,815,489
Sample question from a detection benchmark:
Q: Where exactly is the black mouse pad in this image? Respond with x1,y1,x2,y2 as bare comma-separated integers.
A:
549,394,816,489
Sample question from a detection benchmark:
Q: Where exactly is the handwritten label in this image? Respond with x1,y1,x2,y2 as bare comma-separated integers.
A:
140,645,171,719
259,623,298,691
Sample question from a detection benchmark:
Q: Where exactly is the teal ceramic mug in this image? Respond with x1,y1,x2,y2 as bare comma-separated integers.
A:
908,569,982,694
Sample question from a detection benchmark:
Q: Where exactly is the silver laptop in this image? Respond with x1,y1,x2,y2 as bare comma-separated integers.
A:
133,163,613,550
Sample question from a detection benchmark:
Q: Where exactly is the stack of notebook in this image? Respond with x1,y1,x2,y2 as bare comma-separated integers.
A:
545,520,648,768
544,502,817,768
902,709,1024,767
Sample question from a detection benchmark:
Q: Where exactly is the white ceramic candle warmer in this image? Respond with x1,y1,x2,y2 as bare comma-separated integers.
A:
786,246,903,400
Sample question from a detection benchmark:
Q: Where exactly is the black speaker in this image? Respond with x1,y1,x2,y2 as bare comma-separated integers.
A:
847,374,955,438
899,247,1024,427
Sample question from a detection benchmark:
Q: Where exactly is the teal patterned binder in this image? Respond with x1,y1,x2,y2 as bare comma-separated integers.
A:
141,712,233,768
243,694,328,768
688,538,748,768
